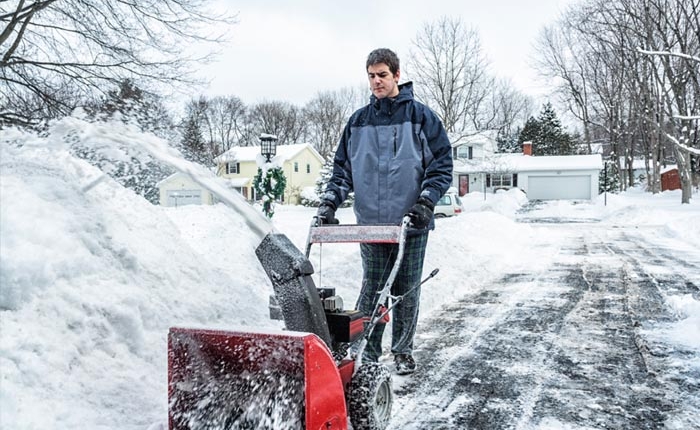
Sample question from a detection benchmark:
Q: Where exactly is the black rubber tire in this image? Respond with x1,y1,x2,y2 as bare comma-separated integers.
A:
348,362,393,430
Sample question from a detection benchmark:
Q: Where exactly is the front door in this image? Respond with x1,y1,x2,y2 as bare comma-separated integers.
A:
459,174,469,196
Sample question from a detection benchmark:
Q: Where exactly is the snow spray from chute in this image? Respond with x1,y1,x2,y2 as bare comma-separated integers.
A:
51,114,332,343
49,114,343,428
50,113,274,241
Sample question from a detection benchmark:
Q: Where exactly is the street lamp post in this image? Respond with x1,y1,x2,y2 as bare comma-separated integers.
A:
260,133,278,162
255,133,285,218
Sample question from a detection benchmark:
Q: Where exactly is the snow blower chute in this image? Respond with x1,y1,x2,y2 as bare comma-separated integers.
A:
168,216,415,430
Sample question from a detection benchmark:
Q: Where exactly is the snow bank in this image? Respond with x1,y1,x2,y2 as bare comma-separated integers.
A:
1,125,277,429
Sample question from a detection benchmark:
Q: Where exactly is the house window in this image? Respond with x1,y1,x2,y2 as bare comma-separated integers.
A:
455,145,474,160
294,162,299,173
226,162,240,174
488,173,516,188
306,163,311,174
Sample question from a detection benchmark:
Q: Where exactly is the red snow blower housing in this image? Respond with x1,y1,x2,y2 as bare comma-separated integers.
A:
168,216,422,430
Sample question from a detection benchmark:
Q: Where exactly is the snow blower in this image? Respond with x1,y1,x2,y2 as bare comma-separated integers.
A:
168,216,421,430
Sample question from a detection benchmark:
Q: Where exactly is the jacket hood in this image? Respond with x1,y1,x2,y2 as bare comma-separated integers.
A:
370,81,414,110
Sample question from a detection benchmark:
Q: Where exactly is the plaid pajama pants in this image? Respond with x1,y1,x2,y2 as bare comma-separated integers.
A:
356,231,429,362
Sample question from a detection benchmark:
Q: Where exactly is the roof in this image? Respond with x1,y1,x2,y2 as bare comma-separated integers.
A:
449,130,498,149
227,177,251,187
214,143,324,163
454,153,603,174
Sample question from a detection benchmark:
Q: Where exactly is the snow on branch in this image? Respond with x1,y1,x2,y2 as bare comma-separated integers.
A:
663,131,700,156
674,114,700,121
637,47,700,64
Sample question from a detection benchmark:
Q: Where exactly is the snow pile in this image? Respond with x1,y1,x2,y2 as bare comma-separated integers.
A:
461,188,529,218
0,122,277,429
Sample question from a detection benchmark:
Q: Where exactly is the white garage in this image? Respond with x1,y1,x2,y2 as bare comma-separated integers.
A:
166,189,202,206
518,154,602,201
157,172,215,207
527,175,592,200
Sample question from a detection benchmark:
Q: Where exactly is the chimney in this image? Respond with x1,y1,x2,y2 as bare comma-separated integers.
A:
523,141,532,156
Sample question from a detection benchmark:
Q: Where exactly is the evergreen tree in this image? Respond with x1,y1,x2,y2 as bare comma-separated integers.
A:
536,102,573,155
517,104,574,156
599,159,620,194
308,157,353,207
180,116,209,166
496,126,522,153
314,158,335,203
518,116,540,149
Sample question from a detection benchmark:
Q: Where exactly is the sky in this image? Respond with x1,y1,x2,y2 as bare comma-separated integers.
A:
195,0,577,106
1,116,698,428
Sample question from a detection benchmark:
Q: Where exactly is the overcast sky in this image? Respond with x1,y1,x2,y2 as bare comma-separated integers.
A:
195,0,576,106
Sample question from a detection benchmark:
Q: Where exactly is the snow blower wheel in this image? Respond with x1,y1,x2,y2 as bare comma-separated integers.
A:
348,362,393,430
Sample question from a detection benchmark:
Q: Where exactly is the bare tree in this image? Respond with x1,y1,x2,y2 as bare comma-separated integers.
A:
407,16,494,139
303,87,363,160
533,0,699,202
205,95,247,153
1,0,235,127
487,78,534,140
248,101,307,146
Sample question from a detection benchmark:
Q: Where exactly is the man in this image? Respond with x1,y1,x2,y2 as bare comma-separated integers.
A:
317,48,453,375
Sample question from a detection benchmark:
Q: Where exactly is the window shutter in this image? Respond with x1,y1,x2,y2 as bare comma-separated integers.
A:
486,174,491,187
236,162,240,173
513,174,518,187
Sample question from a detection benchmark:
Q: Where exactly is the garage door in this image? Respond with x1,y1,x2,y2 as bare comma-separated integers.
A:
527,175,591,200
167,189,202,206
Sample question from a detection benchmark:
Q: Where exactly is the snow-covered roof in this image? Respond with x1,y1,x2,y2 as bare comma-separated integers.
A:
227,177,251,187
449,130,498,148
454,153,603,174
661,164,678,174
214,143,323,163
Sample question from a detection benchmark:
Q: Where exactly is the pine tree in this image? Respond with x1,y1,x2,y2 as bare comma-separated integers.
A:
496,127,522,153
517,104,574,156
518,116,540,150
599,159,620,194
180,116,208,166
537,103,574,155
314,158,335,203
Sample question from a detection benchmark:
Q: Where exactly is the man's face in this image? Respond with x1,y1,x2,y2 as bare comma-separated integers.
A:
368,63,400,99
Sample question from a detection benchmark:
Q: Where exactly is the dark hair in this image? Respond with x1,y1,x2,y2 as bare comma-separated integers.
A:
366,48,400,74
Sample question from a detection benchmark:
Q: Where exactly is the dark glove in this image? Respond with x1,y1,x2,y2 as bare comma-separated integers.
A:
316,201,339,225
407,197,434,229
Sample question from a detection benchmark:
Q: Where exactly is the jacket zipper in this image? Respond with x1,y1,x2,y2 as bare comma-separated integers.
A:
393,127,397,156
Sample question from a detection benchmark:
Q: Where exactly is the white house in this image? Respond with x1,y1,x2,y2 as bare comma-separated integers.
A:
452,140,603,200
157,172,216,207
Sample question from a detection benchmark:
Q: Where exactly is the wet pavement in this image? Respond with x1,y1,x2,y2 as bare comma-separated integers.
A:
389,207,700,429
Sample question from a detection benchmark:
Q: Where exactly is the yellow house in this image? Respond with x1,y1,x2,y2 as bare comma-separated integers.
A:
214,143,326,204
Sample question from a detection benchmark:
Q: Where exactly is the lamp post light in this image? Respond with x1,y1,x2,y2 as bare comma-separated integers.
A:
260,133,278,162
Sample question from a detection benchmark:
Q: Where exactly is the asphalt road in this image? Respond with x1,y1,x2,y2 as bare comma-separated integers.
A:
389,210,700,429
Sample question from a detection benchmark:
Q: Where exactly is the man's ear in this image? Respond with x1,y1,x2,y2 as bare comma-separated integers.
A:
394,69,401,83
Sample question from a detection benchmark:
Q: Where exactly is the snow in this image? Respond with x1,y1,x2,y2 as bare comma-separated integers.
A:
1,117,698,429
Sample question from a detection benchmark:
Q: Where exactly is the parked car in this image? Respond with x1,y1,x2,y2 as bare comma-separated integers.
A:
434,192,463,218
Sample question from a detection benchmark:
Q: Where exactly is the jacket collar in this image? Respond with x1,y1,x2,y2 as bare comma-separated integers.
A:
370,81,414,113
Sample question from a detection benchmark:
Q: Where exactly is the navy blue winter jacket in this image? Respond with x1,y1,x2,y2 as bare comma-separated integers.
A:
323,82,453,229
